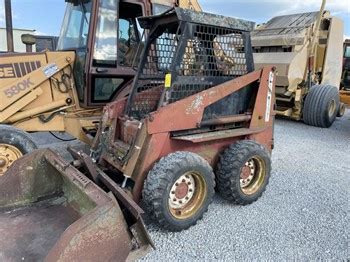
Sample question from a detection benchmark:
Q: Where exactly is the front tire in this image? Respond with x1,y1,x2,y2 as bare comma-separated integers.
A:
303,85,339,128
142,152,215,232
0,125,37,176
216,140,271,205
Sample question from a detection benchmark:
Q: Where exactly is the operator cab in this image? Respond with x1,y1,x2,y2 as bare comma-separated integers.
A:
57,0,150,107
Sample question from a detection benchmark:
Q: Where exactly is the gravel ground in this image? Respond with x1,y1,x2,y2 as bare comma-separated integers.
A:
31,110,350,261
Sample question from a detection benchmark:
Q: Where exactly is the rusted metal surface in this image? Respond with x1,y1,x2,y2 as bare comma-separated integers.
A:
94,8,275,203
5,0,14,52
139,7,255,32
172,127,265,143
147,70,262,134
0,149,153,261
200,114,252,127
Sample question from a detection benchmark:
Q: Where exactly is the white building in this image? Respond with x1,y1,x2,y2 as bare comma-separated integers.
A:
0,28,36,52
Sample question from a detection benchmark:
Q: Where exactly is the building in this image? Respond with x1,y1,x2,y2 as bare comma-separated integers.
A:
0,28,58,53
0,27,36,52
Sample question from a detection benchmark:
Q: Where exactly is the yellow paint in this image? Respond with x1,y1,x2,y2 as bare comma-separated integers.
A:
165,73,172,89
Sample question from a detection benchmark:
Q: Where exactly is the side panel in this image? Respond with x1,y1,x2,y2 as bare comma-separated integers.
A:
321,17,344,88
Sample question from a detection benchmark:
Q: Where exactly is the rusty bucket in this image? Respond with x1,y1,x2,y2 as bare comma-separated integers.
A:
0,149,152,261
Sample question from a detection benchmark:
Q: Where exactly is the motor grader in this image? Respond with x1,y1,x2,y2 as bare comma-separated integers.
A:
251,0,345,127
0,0,202,176
1,7,276,259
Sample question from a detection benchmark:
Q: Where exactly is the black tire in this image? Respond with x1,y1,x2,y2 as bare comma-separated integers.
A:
0,125,37,175
303,85,340,128
337,103,346,118
216,140,271,205
142,152,215,232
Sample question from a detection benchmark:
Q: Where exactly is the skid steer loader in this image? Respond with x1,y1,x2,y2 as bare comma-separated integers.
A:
0,0,202,176
251,0,344,127
1,7,276,251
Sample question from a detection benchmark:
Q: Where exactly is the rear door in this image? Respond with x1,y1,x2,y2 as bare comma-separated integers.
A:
86,0,144,107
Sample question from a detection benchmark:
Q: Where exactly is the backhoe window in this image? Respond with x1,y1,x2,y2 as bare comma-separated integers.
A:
345,46,350,58
93,0,119,66
57,1,92,50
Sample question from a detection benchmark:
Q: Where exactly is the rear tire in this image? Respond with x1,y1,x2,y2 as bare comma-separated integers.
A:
142,152,215,232
303,85,339,128
216,140,271,205
337,103,346,117
0,125,37,176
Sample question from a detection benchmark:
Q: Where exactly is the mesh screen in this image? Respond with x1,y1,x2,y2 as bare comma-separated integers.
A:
129,30,178,119
129,23,249,119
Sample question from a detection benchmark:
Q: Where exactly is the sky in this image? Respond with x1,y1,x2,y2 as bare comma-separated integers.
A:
0,0,349,38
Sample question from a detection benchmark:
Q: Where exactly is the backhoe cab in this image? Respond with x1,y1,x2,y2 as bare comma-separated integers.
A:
0,0,200,175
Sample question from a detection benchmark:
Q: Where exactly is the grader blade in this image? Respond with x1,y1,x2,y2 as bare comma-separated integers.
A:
0,149,152,261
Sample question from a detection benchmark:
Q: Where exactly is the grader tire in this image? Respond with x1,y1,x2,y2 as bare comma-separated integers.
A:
0,125,37,176
216,140,271,205
142,152,215,232
303,85,339,128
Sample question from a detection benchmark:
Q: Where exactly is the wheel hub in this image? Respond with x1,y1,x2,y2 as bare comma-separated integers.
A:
175,182,189,199
328,99,336,118
0,144,23,176
241,166,251,179
169,174,195,209
240,160,255,188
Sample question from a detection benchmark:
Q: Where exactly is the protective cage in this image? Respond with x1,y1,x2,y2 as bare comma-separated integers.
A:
126,8,255,120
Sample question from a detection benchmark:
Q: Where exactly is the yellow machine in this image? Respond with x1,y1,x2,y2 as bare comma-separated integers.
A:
251,0,344,127
340,39,350,107
0,0,202,175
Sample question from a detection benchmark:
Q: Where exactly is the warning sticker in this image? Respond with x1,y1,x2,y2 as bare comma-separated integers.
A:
42,63,59,78
165,73,172,89
265,71,274,122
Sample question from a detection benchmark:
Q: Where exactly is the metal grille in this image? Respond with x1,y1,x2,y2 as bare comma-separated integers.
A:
129,22,250,119
167,24,247,104
129,30,178,119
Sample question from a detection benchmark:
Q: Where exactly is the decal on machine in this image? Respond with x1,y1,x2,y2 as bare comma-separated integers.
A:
3,78,35,98
42,63,59,78
0,61,41,78
265,71,274,122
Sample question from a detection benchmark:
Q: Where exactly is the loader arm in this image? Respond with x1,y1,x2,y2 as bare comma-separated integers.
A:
0,52,75,123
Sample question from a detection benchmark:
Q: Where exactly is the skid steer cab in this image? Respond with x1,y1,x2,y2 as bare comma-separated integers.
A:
0,0,202,176
77,8,275,232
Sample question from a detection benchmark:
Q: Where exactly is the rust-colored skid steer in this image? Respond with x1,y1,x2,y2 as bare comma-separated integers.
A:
0,149,153,261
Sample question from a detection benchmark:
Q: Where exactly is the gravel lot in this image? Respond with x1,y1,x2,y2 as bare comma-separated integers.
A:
31,110,350,261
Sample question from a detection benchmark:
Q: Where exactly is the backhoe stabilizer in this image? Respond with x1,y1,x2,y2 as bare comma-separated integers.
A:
0,149,153,261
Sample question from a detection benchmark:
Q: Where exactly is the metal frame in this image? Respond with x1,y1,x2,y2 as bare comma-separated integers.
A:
92,8,275,201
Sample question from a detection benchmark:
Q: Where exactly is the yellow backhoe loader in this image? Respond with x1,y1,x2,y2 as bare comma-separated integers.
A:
251,0,345,127
0,0,202,175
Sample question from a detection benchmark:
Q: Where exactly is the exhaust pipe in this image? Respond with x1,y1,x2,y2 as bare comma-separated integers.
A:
4,0,14,52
